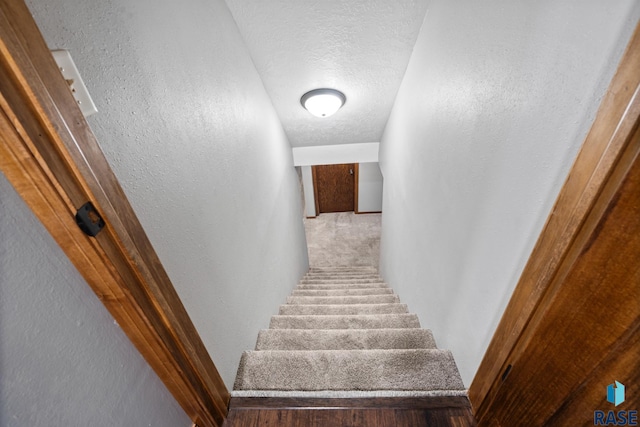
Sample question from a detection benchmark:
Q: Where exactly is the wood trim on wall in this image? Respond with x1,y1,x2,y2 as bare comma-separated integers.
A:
0,2,229,426
469,21,640,423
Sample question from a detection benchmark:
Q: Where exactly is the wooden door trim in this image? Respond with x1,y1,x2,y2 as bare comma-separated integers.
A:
0,2,228,426
469,21,640,419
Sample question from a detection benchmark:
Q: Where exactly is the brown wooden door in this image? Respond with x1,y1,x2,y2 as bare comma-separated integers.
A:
313,164,355,213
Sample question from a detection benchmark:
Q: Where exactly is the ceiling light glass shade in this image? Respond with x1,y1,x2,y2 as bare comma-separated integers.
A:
301,89,346,118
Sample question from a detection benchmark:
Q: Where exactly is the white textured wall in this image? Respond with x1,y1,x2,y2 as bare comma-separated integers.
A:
26,0,309,388
292,142,379,166
0,173,190,426
379,0,640,386
358,162,383,213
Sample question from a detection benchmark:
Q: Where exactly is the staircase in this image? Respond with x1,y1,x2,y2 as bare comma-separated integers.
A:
233,266,466,397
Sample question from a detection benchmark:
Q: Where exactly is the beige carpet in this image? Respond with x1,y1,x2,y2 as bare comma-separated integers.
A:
304,212,381,268
233,267,465,397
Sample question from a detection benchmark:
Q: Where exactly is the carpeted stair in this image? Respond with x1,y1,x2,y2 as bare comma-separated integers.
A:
233,266,466,397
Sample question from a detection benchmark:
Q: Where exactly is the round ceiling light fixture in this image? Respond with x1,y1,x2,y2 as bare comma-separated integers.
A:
300,88,346,118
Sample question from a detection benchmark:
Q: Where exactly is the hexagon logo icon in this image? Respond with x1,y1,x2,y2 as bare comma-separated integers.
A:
607,381,625,407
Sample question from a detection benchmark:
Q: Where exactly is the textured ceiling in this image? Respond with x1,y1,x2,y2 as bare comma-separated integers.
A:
225,0,429,147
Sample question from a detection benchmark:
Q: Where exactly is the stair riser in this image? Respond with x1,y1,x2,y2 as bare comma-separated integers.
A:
287,295,400,305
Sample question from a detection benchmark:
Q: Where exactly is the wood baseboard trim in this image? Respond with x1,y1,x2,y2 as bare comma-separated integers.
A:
0,2,229,426
355,211,382,214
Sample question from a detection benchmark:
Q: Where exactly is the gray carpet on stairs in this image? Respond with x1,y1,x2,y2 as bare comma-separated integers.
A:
300,278,384,284
286,294,400,304
233,267,466,397
269,313,421,329
291,287,394,296
278,303,409,315
234,349,464,391
296,282,389,289
255,328,437,350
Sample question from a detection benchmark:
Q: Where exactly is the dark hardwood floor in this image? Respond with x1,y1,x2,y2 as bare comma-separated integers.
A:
224,396,477,427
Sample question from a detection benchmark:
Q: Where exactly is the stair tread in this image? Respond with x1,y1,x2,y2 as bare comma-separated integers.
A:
304,275,382,280
279,303,409,315
301,278,383,284
255,328,436,350
308,270,378,275
292,288,393,296
234,349,465,392
304,277,383,282
296,283,389,289
269,313,420,329
305,272,380,276
309,267,377,270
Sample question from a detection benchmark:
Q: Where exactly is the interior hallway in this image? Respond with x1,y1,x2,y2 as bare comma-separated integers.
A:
304,212,381,268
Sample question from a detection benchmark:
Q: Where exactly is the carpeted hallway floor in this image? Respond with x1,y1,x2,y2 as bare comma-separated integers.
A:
304,212,381,268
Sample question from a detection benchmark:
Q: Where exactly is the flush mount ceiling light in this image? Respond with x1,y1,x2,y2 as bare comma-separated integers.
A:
300,88,346,118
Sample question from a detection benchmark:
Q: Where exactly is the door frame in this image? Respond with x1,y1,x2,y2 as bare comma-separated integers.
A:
0,2,228,426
